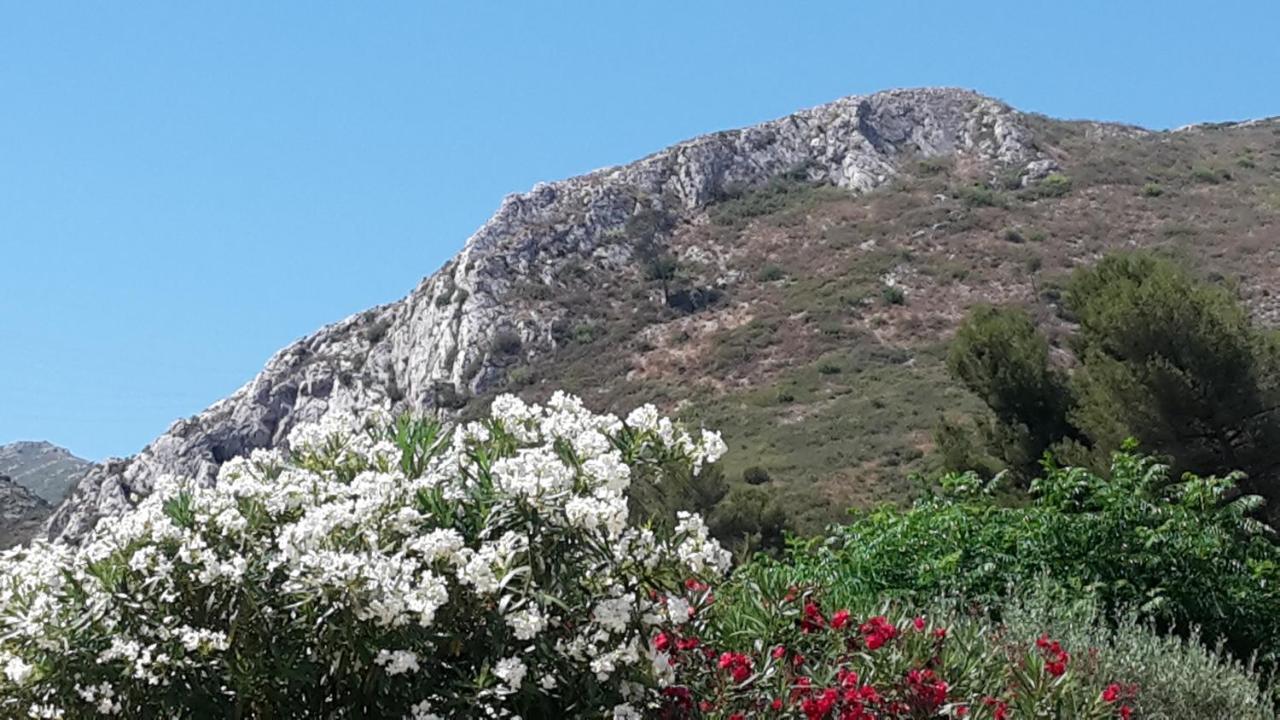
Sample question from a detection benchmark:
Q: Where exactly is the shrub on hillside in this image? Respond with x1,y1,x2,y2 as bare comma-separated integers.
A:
739,446,1280,667
0,394,730,719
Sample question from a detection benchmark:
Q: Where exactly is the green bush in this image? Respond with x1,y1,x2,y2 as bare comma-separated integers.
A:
881,284,906,306
1191,165,1230,184
742,465,772,485
1035,172,1074,197
757,264,786,282
946,304,1074,477
735,447,1280,666
955,184,1004,208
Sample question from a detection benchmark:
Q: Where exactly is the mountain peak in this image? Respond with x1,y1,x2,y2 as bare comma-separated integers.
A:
41,87,1280,545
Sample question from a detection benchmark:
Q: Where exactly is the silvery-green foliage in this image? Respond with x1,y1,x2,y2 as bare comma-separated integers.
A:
1000,582,1277,720
0,393,729,719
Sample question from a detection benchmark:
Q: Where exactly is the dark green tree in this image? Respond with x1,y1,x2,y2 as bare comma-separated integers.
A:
1065,252,1280,504
708,485,789,557
628,206,680,304
945,305,1074,477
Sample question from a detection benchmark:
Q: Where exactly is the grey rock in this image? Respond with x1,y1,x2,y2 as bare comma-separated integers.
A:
46,87,1041,543
0,474,51,549
1019,158,1061,187
0,441,92,504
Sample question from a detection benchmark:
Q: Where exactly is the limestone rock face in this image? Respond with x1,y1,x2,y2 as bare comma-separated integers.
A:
45,88,1041,542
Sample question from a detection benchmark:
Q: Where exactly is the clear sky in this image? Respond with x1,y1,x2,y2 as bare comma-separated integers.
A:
3,1,1279,461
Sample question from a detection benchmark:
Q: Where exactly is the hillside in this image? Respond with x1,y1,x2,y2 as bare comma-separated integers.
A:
0,441,92,504
0,475,50,549
44,87,1280,542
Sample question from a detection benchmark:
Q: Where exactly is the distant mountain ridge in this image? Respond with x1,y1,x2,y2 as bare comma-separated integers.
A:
0,441,91,504
33,86,1280,544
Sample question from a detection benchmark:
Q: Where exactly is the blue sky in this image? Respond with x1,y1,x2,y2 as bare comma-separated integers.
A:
3,1,1279,461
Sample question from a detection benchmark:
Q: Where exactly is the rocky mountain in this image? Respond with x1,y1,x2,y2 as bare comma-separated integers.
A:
0,441,92,504
0,475,51,549
43,87,1280,543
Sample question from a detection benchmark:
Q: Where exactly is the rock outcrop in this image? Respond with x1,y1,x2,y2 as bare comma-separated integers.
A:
0,475,51,549
46,88,1044,542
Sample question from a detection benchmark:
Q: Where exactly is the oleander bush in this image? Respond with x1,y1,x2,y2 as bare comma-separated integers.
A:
683,578,1274,719
0,394,731,719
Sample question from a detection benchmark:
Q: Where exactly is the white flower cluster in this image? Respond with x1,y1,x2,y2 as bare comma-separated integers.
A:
0,392,729,719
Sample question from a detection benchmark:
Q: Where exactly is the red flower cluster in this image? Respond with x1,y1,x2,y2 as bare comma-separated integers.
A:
718,651,754,684
1102,682,1139,719
1036,634,1070,677
793,670,887,720
904,668,949,710
859,615,898,650
657,590,1137,720
982,695,1010,720
801,601,826,633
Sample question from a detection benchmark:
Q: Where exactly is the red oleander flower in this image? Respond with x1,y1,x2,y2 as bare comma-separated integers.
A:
654,632,671,652
859,615,897,650
1046,656,1068,677
1102,683,1121,703
772,645,787,660
1036,634,1070,676
800,688,838,720
913,616,926,631
801,601,826,633
1119,707,1133,720
771,698,784,711
831,609,851,629
717,652,754,684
